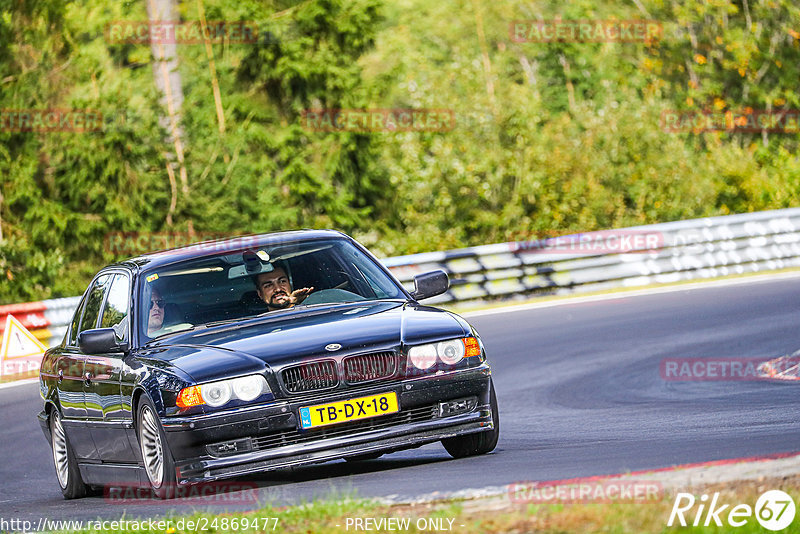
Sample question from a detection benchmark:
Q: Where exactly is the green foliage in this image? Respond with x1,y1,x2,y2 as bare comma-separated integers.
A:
359,0,800,253
1,0,800,302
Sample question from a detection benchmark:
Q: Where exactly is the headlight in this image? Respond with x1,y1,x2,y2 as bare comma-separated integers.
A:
408,344,437,369
177,374,270,408
407,337,481,370
437,339,465,364
200,381,232,407
232,375,267,401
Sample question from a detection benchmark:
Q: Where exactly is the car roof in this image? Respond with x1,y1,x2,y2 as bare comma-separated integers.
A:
111,229,348,272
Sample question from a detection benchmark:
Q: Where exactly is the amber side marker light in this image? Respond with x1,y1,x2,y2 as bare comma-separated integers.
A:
464,337,481,358
177,385,204,408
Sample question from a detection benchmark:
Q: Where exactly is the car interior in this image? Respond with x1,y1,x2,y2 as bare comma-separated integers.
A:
141,241,397,337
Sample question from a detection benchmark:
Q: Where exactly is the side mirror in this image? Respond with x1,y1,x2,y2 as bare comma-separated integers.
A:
411,270,450,300
78,328,126,354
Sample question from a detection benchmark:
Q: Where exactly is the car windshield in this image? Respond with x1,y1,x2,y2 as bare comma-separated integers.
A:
138,238,405,341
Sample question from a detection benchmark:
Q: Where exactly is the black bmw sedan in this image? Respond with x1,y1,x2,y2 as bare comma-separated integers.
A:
38,230,499,499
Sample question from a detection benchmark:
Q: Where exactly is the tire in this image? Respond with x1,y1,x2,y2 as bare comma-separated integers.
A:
441,378,500,459
50,409,89,499
136,396,177,499
345,452,383,462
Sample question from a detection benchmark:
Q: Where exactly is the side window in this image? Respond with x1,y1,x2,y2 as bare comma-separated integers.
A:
67,295,88,347
79,274,112,334
100,273,130,342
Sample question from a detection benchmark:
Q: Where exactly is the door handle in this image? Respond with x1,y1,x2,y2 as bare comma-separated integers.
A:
83,372,92,385
57,369,63,383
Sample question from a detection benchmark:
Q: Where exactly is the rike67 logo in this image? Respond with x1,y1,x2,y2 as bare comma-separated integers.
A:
668,490,796,531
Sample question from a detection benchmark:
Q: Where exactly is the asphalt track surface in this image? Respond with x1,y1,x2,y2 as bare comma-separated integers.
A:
2,276,800,522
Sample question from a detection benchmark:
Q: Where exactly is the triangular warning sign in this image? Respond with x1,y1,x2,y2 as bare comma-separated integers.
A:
1,315,47,377
1,314,47,359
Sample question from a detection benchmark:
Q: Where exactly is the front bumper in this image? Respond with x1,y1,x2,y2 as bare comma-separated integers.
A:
161,365,493,483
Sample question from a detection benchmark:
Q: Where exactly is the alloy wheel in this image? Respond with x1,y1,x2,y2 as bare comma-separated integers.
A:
51,411,69,488
139,405,164,488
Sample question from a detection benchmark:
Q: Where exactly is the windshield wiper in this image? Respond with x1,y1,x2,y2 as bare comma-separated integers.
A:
254,299,399,317
255,305,314,318
201,317,249,328
144,318,247,343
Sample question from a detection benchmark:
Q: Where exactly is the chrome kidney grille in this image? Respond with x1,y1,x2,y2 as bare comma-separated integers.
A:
281,360,338,393
343,351,396,384
280,352,397,393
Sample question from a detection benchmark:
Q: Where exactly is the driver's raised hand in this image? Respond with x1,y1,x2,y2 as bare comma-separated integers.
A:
290,286,314,305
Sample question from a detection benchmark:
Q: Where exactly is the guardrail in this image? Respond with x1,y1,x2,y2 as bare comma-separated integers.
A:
4,207,800,348
383,207,800,304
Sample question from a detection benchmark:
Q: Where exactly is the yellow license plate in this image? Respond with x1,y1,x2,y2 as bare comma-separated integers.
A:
299,391,399,429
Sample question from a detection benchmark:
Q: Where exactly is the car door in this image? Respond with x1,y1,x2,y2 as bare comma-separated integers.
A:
58,273,112,461
85,271,136,462
84,271,136,462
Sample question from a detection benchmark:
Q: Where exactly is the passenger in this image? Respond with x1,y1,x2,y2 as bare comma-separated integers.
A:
254,265,313,311
146,285,191,338
147,289,166,336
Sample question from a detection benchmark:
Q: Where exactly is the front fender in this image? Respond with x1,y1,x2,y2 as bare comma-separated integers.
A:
134,365,193,418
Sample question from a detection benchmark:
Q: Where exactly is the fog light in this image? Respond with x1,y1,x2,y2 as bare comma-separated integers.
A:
207,438,252,456
438,396,477,417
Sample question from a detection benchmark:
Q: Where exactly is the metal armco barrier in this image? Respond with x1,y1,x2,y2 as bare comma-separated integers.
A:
5,207,800,349
382,207,800,305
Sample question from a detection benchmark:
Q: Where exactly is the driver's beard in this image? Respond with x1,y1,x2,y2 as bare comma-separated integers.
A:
269,292,292,309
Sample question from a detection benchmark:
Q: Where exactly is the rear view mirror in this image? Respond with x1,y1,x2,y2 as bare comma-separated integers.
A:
411,270,449,300
228,251,274,279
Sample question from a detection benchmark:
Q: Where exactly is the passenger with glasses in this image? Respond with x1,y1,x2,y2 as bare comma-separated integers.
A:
147,289,167,336
145,284,192,338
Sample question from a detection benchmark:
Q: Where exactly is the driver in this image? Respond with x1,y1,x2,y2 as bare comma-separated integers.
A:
254,264,313,311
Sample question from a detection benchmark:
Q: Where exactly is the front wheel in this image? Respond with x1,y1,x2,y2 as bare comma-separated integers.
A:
50,409,89,499
137,396,177,499
441,378,500,458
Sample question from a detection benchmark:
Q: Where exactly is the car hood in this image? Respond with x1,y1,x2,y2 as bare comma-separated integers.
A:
142,301,469,382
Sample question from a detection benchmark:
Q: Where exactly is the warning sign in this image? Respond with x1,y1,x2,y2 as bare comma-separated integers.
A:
0,314,47,377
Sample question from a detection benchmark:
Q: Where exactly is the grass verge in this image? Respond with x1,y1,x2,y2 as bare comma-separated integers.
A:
51,475,800,533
